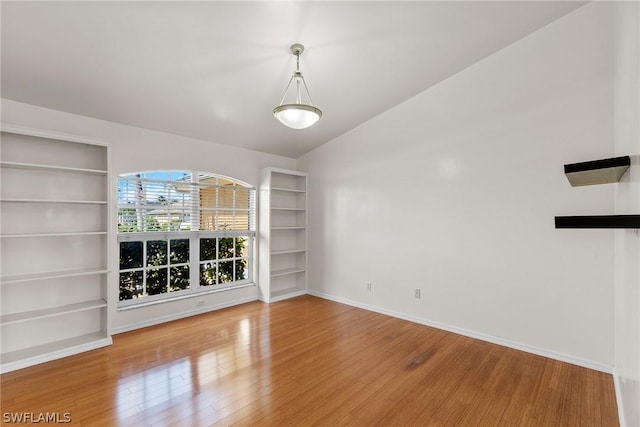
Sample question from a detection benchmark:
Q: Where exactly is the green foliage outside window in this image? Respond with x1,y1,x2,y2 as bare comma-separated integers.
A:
199,237,247,287
119,238,192,301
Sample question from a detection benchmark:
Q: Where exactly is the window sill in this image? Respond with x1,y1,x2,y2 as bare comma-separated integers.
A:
116,282,256,311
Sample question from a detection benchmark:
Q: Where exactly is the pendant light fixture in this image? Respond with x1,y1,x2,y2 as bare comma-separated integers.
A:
273,43,322,130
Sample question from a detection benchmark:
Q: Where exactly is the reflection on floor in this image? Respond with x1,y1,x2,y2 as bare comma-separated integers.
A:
0,295,619,426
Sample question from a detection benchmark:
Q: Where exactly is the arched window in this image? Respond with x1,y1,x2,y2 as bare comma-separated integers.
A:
117,171,255,306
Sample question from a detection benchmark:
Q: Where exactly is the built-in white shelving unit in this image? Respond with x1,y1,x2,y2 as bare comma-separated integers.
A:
0,125,112,373
259,168,307,302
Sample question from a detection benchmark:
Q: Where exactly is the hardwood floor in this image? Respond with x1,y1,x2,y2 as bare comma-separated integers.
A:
1,295,618,426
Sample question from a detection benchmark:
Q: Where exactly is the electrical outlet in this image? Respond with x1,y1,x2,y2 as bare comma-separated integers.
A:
414,289,421,299
366,282,372,292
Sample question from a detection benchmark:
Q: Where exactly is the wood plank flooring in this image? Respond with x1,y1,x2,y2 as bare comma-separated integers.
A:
1,295,618,426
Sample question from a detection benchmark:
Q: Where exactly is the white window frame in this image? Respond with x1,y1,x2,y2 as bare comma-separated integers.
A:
117,171,255,308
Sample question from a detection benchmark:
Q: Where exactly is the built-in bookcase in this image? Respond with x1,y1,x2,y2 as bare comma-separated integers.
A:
0,126,112,373
259,168,307,302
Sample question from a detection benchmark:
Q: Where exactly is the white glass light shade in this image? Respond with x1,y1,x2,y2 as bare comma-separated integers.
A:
273,104,322,130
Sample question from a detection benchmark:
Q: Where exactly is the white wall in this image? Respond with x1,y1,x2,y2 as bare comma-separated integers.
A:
1,99,296,332
298,3,615,369
614,2,640,425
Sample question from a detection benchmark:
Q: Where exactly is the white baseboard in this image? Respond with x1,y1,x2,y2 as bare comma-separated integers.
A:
0,337,113,374
308,289,613,374
112,296,258,334
262,289,308,304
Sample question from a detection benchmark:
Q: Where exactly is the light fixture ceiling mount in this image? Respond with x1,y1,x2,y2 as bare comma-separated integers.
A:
273,43,322,130
289,42,304,57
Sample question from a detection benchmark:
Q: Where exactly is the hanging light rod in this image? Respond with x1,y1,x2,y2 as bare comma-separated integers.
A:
273,43,322,130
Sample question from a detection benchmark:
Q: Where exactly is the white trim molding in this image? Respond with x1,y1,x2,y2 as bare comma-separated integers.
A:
0,123,107,147
1,337,113,374
259,289,308,304
613,369,628,427
112,296,258,334
308,290,614,374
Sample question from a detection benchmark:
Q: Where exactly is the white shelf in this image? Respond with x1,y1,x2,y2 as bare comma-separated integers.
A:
0,160,107,175
271,267,306,277
269,287,307,302
271,207,306,211
1,332,112,370
1,267,108,284
0,231,107,238
272,187,306,193
0,198,107,204
1,299,107,326
271,249,307,255
260,167,307,303
0,127,111,372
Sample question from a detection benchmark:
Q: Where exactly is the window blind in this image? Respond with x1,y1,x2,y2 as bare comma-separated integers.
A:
117,172,255,233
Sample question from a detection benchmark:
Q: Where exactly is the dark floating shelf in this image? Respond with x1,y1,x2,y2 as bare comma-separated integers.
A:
555,215,640,229
564,156,630,187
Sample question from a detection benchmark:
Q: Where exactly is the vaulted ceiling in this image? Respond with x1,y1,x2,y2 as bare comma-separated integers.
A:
1,1,585,158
